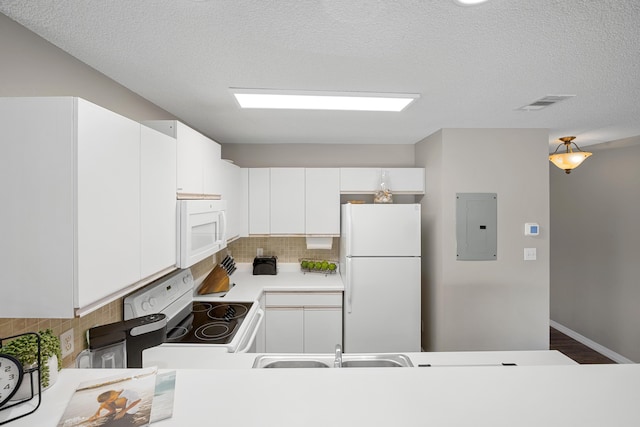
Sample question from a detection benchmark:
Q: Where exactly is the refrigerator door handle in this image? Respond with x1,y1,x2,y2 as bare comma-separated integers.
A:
346,257,353,313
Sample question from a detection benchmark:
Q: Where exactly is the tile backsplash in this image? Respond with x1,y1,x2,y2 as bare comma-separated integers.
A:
0,300,123,369
227,236,339,263
0,237,333,368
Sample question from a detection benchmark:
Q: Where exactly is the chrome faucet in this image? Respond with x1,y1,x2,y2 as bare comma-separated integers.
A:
334,344,342,368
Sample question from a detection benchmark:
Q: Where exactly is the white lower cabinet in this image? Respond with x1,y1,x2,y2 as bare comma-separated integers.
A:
265,307,304,353
303,306,343,353
265,292,343,353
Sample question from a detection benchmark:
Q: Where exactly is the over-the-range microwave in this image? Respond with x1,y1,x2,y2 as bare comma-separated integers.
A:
177,199,227,268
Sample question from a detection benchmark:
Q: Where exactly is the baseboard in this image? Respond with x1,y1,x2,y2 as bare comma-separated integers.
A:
550,320,634,364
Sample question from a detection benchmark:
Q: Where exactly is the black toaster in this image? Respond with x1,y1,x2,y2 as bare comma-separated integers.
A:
253,256,277,275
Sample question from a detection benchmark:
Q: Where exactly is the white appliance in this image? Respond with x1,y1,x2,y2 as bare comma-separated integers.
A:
340,203,422,353
177,199,227,268
124,269,264,354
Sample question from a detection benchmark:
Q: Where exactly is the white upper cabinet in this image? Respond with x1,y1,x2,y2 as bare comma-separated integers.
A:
248,168,270,235
220,160,244,241
270,168,305,235
203,139,222,196
340,168,425,194
140,125,177,278
0,97,177,318
247,168,340,236
76,99,141,308
143,120,221,197
305,168,340,235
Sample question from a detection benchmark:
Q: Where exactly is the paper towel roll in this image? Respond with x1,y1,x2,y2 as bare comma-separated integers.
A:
306,236,333,250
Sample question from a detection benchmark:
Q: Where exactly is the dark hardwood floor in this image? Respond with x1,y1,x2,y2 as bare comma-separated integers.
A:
550,327,616,364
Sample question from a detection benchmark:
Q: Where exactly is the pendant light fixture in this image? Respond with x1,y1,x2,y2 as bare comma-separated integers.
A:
549,136,593,174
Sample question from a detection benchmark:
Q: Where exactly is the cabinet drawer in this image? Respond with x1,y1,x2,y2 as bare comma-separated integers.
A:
265,292,343,307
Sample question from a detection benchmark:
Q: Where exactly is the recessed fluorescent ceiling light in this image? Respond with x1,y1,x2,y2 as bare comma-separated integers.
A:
454,0,489,5
232,89,420,112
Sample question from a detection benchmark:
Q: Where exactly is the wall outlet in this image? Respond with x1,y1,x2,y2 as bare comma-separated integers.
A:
257,248,264,257
60,329,74,358
524,248,537,261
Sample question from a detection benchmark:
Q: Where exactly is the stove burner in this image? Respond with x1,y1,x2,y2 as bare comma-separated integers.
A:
207,303,248,321
194,322,234,341
192,302,213,313
165,301,253,345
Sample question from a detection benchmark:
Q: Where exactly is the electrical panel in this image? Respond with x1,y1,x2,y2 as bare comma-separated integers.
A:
456,193,497,261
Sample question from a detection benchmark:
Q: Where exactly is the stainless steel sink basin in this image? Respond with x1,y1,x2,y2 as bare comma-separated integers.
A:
252,354,334,368
253,353,413,369
341,354,413,368
262,360,331,368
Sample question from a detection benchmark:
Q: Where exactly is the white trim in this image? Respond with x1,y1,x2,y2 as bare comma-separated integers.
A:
550,320,634,364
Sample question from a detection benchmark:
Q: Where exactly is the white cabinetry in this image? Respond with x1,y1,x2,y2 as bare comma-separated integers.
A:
140,125,177,277
220,160,243,241
265,292,343,353
340,168,425,194
247,168,340,236
143,120,221,197
248,168,270,235
0,97,176,318
305,168,340,235
270,168,305,235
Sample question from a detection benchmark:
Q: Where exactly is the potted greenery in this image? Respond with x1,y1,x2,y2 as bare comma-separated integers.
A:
2,329,62,400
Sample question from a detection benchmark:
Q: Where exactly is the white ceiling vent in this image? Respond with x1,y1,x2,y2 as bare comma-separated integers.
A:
517,95,576,111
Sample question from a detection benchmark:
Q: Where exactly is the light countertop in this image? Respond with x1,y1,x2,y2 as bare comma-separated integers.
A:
5,359,640,427
194,262,344,303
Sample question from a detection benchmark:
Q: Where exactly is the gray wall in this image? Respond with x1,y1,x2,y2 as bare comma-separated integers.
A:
550,138,640,362
0,13,173,122
416,129,550,351
221,143,415,167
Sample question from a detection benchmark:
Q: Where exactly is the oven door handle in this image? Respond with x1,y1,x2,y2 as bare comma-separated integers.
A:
236,308,264,353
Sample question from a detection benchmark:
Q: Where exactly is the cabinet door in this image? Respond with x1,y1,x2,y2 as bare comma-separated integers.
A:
175,122,204,194
0,97,76,318
387,168,425,194
220,160,242,241
339,168,380,193
76,99,141,308
305,168,340,235
140,125,177,278
265,307,304,353
202,138,222,196
248,168,270,234
304,307,343,353
270,168,305,234
239,168,249,238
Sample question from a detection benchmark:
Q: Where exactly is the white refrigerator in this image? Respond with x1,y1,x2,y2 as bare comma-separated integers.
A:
340,203,422,353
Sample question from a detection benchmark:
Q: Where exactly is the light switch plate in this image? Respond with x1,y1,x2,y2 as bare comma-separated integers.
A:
60,329,74,358
524,248,537,261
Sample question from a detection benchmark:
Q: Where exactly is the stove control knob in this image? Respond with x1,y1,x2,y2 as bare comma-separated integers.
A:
182,275,190,284
141,300,151,311
149,297,157,308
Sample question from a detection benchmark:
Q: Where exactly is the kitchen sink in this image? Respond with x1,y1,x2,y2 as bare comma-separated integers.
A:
341,354,413,368
262,360,331,369
252,353,413,369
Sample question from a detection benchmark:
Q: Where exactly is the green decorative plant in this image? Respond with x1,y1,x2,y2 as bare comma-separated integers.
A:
2,329,62,388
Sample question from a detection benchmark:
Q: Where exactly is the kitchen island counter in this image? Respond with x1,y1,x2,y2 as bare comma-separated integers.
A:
4,360,639,426
194,262,344,303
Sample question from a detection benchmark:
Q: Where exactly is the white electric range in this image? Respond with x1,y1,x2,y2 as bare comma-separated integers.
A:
124,269,263,353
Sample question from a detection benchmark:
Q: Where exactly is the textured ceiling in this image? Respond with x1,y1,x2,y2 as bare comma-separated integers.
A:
1,0,639,147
